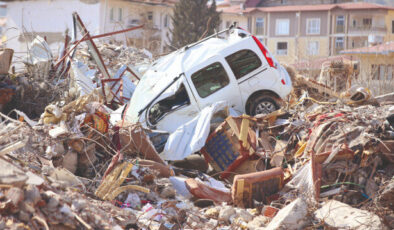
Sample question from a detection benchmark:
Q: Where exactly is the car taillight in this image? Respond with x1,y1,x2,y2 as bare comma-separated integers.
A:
281,79,286,85
252,36,275,69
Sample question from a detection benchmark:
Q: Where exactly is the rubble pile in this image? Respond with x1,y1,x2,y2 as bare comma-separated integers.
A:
0,13,393,230
75,42,152,70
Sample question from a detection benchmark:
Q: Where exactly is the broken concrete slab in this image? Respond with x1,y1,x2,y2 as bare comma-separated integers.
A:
314,200,383,230
0,158,28,187
265,198,308,230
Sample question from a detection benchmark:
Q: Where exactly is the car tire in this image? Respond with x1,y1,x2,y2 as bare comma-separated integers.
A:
249,95,279,116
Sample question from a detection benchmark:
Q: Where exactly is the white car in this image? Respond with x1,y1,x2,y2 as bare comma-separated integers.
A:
124,26,292,133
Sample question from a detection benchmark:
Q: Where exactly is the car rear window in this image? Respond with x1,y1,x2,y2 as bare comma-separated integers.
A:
191,62,230,98
225,49,262,79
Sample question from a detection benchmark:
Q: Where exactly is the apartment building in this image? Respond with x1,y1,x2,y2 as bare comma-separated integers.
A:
222,2,394,64
330,3,390,55
341,41,394,95
103,0,176,53
246,0,353,7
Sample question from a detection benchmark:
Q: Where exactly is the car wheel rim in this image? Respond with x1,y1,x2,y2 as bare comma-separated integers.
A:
255,101,276,115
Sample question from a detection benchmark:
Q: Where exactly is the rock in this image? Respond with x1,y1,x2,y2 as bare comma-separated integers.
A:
18,211,30,223
71,199,87,212
265,198,308,230
6,187,24,207
247,215,270,230
235,209,254,222
25,171,44,186
160,186,176,199
24,185,41,205
19,202,35,214
378,178,394,209
63,151,78,174
0,158,28,187
314,200,383,230
46,197,59,211
194,199,214,208
205,207,219,219
383,213,394,229
219,206,236,223
206,219,218,229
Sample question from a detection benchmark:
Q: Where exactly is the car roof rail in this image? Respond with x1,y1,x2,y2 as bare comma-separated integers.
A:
183,22,237,51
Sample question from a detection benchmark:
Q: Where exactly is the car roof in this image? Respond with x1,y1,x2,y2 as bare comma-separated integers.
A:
150,32,246,77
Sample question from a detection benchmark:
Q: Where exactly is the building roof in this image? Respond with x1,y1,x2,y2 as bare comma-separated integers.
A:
221,2,394,14
341,42,394,55
245,0,261,8
127,0,179,6
292,55,353,70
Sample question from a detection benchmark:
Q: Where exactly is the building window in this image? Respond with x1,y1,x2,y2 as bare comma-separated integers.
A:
307,18,320,35
363,18,372,27
255,18,264,35
147,12,153,21
110,8,114,22
277,42,287,55
276,19,289,35
336,15,344,33
392,20,394,34
353,19,356,27
191,62,230,98
118,8,123,22
164,14,169,28
247,17,252,32
225,49,262,79
307,41,319,56
388,65,393,80
335,37,344,49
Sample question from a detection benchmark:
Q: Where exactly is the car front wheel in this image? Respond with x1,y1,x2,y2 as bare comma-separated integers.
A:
249,95,279,116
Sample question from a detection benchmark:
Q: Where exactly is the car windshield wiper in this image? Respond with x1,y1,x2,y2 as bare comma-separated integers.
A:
138,73,184,117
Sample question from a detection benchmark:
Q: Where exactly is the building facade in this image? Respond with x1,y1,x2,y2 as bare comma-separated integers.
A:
222,2,394,64
341,41,394,95
1,0,393,64
102,0,175,53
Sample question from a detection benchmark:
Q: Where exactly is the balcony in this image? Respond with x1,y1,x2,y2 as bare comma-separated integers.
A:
333,47,344,55
348,25,386,35
335,25,344,33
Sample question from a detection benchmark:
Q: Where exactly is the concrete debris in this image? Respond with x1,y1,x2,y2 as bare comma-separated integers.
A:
314,200,383,230
0,11,392,230
265,198,309,230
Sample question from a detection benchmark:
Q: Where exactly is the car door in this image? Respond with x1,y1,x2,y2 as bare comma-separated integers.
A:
185,56,243,113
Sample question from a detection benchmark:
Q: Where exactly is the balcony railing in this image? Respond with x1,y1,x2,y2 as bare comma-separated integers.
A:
335,25,344,33
349,25,386,33
333,47,344,55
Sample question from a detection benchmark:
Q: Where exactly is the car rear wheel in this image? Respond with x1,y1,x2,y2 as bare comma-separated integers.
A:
249,95,279,116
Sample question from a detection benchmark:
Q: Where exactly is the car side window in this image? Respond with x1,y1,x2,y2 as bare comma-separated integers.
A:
191,62,230,98
225,49,262,79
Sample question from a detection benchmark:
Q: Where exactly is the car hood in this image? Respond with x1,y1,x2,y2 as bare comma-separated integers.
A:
124,69,183,123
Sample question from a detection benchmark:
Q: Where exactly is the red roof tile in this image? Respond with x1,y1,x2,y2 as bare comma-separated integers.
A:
341,42,394,55
220,2,394,14
245,0,261,8
292,55,353,70
220,4,244,14
128,0,178,6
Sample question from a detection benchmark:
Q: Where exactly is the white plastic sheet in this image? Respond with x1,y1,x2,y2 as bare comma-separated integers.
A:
160,101,228,161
